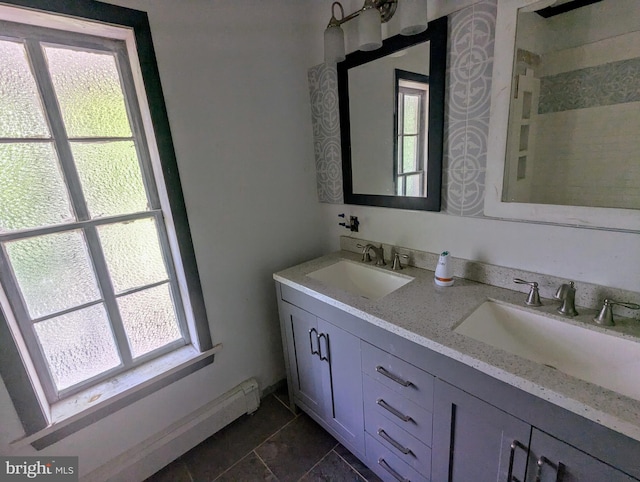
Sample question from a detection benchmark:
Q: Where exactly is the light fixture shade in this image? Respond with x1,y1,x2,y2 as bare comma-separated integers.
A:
399,0,428,35
324,24,345,63
358,7,382,51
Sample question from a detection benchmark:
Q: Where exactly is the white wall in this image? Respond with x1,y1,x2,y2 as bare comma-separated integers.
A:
0,0,330,476
318,204,640,292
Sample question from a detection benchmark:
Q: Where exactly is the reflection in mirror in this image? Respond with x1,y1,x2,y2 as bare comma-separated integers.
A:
349,43,430,197
504,0,640,210
395,70,430,197
339,17,447,211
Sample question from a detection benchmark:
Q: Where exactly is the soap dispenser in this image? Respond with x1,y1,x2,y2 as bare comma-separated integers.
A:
434,251,454,287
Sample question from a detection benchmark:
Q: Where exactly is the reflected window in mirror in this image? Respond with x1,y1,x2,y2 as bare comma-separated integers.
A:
395,70,429,197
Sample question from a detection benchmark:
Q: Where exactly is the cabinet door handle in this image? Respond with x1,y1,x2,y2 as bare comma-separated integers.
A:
378,458,410,482
377,428,413,456
308,328,319,357
507,440,526,482
376,398,414,423
317,333,330,362
376,366,414,387
535,456,565,482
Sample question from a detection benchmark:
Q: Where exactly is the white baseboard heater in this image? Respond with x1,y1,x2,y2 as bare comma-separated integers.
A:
83,378,260,482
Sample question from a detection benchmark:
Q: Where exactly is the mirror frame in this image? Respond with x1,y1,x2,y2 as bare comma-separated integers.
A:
485,0,640,232
338,16,447,211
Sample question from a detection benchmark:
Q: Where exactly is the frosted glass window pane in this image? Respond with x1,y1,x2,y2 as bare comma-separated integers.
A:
118,284,182,358
71,141,148,217
403,137,417,172
0,40,50,138
403,95,419,135
34,304,120,391
44,46,132,138
6,230,101,319
0,143,74,232
98,218,168,293
405,174,421,196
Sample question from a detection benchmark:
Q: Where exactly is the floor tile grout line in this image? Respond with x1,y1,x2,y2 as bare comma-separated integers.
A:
181,460,195,482
295,442,340,481
197,398,298,482
272,392,296,415
211,450,262,482
252,410,301,454
253,449,280,481
213,415,298,480
332,448,370,482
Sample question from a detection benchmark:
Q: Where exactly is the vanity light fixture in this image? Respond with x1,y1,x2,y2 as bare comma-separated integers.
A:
323,0,428,63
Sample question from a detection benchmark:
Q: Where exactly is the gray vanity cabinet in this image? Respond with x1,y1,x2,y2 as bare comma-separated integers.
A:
279,300,365,454
527,429,636,482
432,379,530,482
433,379,637,482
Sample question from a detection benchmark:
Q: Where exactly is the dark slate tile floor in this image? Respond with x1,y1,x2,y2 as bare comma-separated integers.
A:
145,385,381,482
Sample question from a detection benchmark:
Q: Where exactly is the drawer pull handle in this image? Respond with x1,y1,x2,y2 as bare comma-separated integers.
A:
308,328,320,357
376,366,414,387
377,428,413,456
378,458,410,482
376,398,414,423
507,440,526,482
535,456,565,482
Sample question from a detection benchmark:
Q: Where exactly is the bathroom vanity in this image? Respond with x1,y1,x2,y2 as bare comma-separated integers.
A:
274,251,640,482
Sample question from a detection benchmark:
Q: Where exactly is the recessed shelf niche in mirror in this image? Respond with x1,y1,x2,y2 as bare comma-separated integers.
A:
338,17,447,211
485,0,640,231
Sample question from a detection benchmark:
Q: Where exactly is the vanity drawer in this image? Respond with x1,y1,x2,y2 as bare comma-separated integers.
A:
364,374,433,446
362,341,434,411
365,433,429,482
365,401,431,475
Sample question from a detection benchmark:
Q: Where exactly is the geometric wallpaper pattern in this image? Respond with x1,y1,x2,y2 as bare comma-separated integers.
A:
539,57,640,114
308,0,497,216
443,0,496,216
308,64,343,203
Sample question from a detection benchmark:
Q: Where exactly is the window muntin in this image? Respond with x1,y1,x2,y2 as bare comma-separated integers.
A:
395,72,429,197
0,23,190,402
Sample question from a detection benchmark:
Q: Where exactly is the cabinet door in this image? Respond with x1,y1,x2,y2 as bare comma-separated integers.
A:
432,379,531,482
318,317,365,453
281,302,324,416
527,429,637,482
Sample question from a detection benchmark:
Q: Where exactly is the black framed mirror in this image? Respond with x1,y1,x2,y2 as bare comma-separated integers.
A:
338,16,447,211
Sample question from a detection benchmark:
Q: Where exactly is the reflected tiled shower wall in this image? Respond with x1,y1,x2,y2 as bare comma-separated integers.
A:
308,0,497,217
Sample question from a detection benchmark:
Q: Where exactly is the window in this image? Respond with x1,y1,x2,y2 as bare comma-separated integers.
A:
395,69,429,197
0,1,212,446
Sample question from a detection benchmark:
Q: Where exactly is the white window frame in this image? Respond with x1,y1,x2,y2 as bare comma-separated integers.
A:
0,1,216,449
394,70,430,197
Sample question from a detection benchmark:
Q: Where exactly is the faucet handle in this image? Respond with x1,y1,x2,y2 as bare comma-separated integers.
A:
594,299,640,326
356,243,372,262
392,253,409,271
513,278,542,306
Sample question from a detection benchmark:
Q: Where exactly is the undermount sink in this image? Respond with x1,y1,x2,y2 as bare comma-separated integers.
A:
455,300,640,401
306,260,413,300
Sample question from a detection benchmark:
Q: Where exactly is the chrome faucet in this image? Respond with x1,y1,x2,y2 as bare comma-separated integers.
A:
357,243,386,266
555,281,578,317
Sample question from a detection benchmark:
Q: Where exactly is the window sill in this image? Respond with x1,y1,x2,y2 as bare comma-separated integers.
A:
11,343,221,450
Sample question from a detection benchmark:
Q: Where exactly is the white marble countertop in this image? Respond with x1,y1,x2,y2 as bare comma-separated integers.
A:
274,251,640,443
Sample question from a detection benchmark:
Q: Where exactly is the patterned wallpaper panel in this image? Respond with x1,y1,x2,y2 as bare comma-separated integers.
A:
308,64,343,204
308,0,497,217
539,57,640,114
